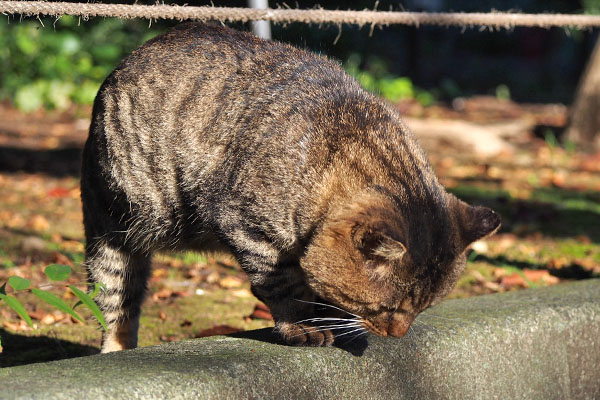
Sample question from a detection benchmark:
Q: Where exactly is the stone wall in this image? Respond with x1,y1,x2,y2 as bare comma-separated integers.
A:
1,279,599,399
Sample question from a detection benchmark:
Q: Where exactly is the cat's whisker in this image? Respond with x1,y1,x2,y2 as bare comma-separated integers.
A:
341,329,369,346
288,324,363,338
293,299,361,319
299,323,363,332
332,326,367,339
294,317,363,324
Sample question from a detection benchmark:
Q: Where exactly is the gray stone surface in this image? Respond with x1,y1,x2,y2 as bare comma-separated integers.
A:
1,279,599,399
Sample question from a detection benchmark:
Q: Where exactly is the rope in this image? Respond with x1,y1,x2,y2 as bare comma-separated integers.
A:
1,2,600,30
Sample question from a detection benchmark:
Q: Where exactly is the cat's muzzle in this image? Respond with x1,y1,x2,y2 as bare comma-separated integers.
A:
363,312,415,338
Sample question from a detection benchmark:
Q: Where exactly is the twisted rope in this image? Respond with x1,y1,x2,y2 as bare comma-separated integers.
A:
1,1,600,30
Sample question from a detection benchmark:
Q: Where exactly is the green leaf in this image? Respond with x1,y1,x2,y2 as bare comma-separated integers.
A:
47,80,75,110
69,285,107,331
73,283,104,310
14,83,44,112
45,264,72,281
91,282,105,298
31,289,85,323
8,276,31,291
0,294,33,328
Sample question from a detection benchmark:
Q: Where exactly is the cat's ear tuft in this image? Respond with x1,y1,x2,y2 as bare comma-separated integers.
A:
354,225,407,262
456,203,501,248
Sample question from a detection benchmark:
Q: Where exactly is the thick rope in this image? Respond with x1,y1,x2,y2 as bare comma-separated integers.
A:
1,2,600,30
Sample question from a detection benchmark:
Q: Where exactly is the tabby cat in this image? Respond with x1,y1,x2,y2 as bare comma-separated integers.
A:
81,23,500,352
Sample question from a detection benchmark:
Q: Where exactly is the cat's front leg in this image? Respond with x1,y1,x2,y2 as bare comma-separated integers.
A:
244,260,335,346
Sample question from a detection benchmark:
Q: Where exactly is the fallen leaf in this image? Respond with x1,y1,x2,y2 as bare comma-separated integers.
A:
160,334,179,342
492,268,509,279
219,276,243,289
483,281,501,291
41,313,57,325
169,259,184,268
28,309,46,321
47,187,70,198
548,257,569,269
232,289,252,298
255,303,270,312
51,252,73,266
152,288,173,301
574,235,591,245
152,288,187,301
501,273,528,289
21,236,47,253
195,325,243,338
470,270,487,283
180,319,193,328
542,274,560,285
60,240,84,253
3,320,32,332
205,271,221,284
158,311,167,321
522,269,550,282
580,153,600,172
152,268,168,279
551,172,566,188
28,215,49,232
248,303,273,320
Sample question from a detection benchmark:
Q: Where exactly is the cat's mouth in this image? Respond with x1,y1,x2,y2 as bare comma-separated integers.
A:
361,313,415,338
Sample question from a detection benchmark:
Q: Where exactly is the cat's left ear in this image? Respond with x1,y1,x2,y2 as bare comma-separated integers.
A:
353,223,407,262
451,197,501,248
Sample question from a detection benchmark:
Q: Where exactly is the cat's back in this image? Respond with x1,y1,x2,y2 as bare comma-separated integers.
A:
102,23,354,110
85,23,373,239
93,23,363,165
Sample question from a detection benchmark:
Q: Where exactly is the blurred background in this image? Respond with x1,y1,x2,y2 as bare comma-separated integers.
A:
1,1,599,367
1,0,599,111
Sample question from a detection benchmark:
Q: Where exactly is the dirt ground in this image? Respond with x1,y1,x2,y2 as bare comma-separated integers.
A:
0,97,599,367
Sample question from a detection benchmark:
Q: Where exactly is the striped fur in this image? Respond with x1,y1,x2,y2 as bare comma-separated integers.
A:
81,23,500,352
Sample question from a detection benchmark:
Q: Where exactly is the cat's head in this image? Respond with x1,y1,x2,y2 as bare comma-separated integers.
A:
301,189,500,338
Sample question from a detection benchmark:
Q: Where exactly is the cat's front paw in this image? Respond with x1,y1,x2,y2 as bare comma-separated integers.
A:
277,322,335,347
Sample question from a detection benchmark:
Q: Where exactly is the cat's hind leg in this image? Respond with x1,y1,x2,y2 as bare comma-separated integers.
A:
85,239,151,353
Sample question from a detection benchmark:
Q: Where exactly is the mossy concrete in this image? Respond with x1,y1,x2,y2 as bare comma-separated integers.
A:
1,279,599,399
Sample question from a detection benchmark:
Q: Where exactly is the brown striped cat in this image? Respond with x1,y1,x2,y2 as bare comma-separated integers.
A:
81,23,500,352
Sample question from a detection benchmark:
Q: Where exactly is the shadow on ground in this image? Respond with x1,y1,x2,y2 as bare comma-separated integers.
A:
451,186,600,244
0,146,82,177
0,329,99,368
470,253,600,280
229,327,369,357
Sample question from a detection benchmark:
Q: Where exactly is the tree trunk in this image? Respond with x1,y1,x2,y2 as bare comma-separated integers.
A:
565,37,600,150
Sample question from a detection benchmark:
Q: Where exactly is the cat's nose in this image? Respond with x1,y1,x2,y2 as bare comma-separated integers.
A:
388,314,414,338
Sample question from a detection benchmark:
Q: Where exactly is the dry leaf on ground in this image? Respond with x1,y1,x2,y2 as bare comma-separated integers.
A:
195,325,243,338
501,273,528,289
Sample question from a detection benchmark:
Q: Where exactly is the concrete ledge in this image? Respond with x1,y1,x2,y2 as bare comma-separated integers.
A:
1,279,599,399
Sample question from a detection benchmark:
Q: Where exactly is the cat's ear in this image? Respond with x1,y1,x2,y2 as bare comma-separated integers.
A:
353,223,407,262
452,198,501,248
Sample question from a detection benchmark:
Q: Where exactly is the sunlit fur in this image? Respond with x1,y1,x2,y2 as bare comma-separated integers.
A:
81,23,500,352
